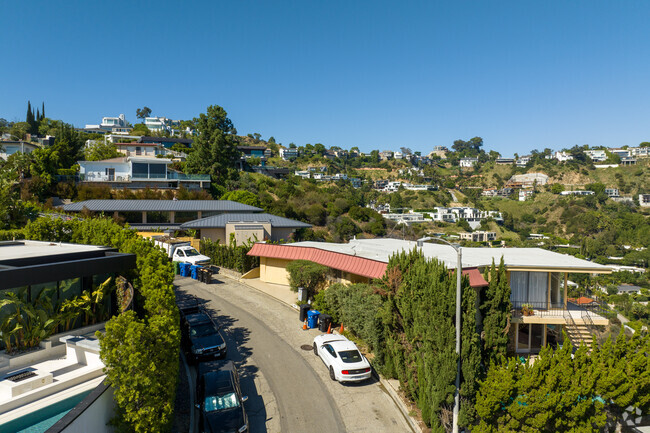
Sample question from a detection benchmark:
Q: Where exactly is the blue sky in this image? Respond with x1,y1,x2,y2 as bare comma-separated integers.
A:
2,1,649,156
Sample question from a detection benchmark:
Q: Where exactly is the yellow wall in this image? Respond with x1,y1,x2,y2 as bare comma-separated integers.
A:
260,257,292,285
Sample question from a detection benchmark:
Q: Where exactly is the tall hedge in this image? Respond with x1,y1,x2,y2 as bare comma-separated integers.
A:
286,259,328,298
23,217,179,433
200,238,259,274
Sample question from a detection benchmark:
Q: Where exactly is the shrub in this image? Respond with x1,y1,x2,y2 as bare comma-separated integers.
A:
200,238,259,274
23,217,178,433
286,260,328,298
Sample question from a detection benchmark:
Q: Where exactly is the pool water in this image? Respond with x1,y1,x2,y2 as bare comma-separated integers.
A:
0,390,91,433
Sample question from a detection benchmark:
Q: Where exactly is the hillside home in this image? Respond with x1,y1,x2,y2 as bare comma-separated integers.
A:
85,114,132,134
585,149,607,162
379,151,393,161
247,238,611,353
237,145,269,159
113,142,183,160
639,194,650,207
77,156,209,190
507,173,549,188
139,136,193,148
516,156,531,167
495,158,515,165
620,157,637,166
460,157,478,168
0,140,40,160
294,170,310,179
629,146,649,158
554,151,574,162
519,189,534,201
429,146,448,159
459,231,496,242
280,148,299,160
609,148,630,159
560,190,594,196
605,188,620,198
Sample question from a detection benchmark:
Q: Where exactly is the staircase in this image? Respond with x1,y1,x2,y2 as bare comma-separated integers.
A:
565,323,593,348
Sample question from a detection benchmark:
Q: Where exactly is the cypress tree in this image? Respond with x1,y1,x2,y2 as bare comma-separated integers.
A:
481,258,511,365
26,101,34,125
41,102,45,121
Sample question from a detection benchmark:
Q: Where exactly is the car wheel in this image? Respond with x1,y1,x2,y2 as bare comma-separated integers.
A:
313,342,318,356
329,366,337,382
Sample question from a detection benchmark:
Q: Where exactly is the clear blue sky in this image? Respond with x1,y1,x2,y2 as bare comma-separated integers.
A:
2,1,649,156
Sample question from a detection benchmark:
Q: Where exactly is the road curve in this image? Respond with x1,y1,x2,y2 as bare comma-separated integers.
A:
176,277,346,433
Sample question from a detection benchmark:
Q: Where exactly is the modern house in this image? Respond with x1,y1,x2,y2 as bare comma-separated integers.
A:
554,151,574,162
585,149,607,162
519,189,534,201
279,148,299,160
460,157,478,168
459,231,497,242
639,194,650,207
61,199,263,228
237,145,270,159
139,136,193,148
516,155,531,167
560,190,594,196
616,284,641,295
495,158,515,165
604,188,620,198
113,142,185,160
77,156,209,190
246,238,611,353
0,140,40,160
180,213,311,246
84,114,132,134
506,173,549,188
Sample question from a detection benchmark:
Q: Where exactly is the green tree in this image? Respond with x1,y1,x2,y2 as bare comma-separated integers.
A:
185,105,241,184
136,106,152,119
286,260,328,298
130,123,151,136
550,183,565,194
84,140,121,161
481,259,511,365
220,190,260,207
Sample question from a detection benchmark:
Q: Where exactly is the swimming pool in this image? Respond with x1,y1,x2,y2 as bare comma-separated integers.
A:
0,390,91,433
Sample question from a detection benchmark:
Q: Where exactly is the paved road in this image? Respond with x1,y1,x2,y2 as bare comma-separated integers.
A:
175,275,413,433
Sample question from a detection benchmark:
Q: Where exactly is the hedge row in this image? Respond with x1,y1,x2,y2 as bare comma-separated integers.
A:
23,217,179,433
200,238,259,274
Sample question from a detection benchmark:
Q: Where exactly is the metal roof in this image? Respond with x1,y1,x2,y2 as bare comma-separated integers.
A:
261,239,611,273
180,213,311,229
62,200,263,213
248,242,489,286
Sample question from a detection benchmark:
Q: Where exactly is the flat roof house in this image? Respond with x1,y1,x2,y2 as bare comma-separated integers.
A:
62,199,263,229
247,238,611,354
180,213,311,246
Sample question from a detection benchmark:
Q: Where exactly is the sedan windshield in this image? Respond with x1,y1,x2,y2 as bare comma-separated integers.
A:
190,323,217,337
204,393,239,412
338,350,363,363
184,248,200,256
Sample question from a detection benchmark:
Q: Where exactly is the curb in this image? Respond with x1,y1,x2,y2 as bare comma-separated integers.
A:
374,372,423,433
217,273,299,312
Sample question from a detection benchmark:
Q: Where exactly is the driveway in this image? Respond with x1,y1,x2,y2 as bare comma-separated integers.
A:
175,275,414,433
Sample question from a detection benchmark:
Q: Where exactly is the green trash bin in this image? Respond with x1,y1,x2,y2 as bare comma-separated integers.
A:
173,261,180,275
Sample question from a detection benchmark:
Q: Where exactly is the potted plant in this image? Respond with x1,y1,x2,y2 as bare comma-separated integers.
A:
521,304,534,316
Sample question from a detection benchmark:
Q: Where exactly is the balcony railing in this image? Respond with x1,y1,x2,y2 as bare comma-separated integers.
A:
511,300,567,318
79,172,210,182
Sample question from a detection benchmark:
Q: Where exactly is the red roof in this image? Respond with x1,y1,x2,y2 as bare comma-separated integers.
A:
248,243,489,287
568,296,595,305
248,243,387,279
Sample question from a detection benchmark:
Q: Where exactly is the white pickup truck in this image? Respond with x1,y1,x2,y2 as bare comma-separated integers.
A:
152,236,211,265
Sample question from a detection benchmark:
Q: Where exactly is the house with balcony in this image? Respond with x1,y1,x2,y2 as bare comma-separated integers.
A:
85,114,132,134
77,156,210,190
113,142,185,160
460,157,478,168
246,238,612,353
0,140,40,160
280,148,299,160
585,149,607,162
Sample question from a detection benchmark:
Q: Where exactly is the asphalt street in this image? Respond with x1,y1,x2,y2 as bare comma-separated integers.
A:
175,275,414,433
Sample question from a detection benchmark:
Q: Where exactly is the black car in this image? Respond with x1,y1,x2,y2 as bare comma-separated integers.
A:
177,295,201,324
182,312,227,363
196,361,249,433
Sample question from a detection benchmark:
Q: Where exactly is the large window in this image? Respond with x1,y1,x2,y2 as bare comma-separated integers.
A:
60,278,81,302
30,281,58,304
516,323,545,353
149,163,166,179
132,163,148,178
550,273,563,308
510,271,548,309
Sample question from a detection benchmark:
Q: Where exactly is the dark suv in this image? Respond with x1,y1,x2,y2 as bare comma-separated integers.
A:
196,361,249,433
182,312,227,363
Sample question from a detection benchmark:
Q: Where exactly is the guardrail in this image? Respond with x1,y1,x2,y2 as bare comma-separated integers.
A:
511,300,567,318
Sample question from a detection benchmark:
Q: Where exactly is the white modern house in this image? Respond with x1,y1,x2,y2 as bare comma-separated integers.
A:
85,114,132,134
280,148,299,160
144,116,180,133
640,194,650,207
114,142,186,160
460,157,478,168
77,156,209,189
585,149,607,162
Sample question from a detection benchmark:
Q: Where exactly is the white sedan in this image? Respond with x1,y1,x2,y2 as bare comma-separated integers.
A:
312,334,372,383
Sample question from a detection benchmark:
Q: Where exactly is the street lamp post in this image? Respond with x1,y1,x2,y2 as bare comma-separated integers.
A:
417,236,462,433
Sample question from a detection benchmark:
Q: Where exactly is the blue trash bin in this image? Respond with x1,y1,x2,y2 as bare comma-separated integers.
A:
179,262,190,277
190,265,201,280
307,310,320,329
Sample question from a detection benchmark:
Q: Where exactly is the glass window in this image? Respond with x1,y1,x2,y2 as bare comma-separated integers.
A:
550,273,562,308
517,324,530,351
0,287,28,322
510,271,548,309
59,278,81,302
339,350,362,363
149,163,166,178
530,324,544,350
132,163,148,178
30,281,58,304
204,393,239,411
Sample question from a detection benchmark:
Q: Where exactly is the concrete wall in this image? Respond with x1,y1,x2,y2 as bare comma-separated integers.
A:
57,384,115,433
270,227,296,242
259,257,291,285
200,228,227,244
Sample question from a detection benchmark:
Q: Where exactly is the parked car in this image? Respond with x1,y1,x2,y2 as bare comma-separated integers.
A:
177,295,201,324
196,360,249,433
312,334,372,383
182,311,227,363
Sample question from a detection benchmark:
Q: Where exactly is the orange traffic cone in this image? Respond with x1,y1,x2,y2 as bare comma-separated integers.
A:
303,318,308,330
327,323,332,334
340,324,344,333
